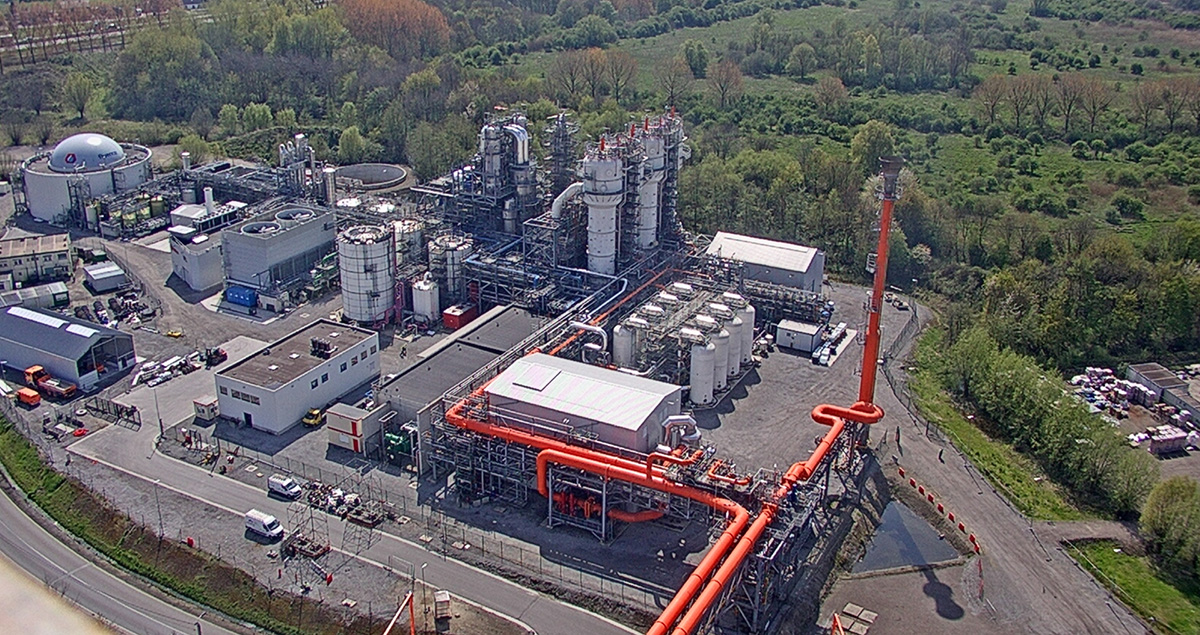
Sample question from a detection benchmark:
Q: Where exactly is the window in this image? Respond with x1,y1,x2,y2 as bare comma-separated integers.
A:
311,379,319,389
232,389,242,400
43,255,52,262
351,357,358,366
321,373,328,384
370,345,377,355
220,386,228,395
340,362,347,372
58,253,67,260
250,395,260,405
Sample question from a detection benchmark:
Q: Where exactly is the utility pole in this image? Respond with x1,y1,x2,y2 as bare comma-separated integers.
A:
421,562,428,632
152,385,164,439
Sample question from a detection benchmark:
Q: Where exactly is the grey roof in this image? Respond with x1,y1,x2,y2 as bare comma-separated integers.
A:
0,305,129,360
1129,362,1186,389
388,342,498,411
778,319,822,335
218,319,375,389
706,232,819,274
0,281,68,308
49,133,125,172
486,354,679,431
457,306,540,354
0,233,70,258
84,262,126,280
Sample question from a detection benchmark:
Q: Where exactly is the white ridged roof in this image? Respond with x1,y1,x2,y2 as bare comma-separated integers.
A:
706,232,819,274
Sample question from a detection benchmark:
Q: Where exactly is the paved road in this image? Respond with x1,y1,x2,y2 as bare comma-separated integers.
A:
69,407,636,635
0,478,242,635
873,305,1147,634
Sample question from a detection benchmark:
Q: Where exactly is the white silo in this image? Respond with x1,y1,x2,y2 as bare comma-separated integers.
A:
690,341,716,406
412,274,441,323
738,304,756,364
726,315,744,378
711,326,730,392
582,142,624,275
338,225,396,324
637,132,666,249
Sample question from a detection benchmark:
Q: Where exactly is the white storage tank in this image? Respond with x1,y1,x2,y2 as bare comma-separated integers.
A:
738,304,756,363
337,225,396,324
690,342,716,406
428,234,473,302
726,316,743,378
711,327,730,392
637,132,666,249
21,133,152,224
412,274,440,323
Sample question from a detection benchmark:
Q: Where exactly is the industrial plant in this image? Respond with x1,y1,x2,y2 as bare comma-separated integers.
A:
5,111,911,635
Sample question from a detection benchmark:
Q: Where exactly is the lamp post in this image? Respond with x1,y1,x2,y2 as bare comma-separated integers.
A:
421,562,428,632
152,385,164,439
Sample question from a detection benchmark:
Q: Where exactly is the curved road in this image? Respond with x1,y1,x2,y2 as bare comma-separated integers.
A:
0,481,242,635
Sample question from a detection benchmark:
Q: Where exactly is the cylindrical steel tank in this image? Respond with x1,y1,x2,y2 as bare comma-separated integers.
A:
637,132,665,249
412,274,440,323
337,224,396,324
726,315,744,378
738,304,756,364
428,234,473,303
711,327,730,392
614,324,634,368
582,147,623,275
690,342,716,406
393,219,425,267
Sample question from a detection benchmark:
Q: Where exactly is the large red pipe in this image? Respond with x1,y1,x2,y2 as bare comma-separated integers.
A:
858,196,896,405
534,449,750,635
668,402,882,635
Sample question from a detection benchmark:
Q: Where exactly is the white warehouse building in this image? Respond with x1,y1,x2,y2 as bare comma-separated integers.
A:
485,353,683,454
215,319,379,434
21,133,152,225
705,232,826,292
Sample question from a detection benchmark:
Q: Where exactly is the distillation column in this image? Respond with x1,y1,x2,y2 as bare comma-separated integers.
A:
637,127,666,249
582,140,624,275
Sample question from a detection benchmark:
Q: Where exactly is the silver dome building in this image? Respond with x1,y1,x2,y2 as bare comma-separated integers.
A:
21,133,152,225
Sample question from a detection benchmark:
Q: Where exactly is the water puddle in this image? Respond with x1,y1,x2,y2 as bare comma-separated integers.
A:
853,502,959,573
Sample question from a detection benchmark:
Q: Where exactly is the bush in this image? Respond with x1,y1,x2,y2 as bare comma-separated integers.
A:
1112,191,1146,219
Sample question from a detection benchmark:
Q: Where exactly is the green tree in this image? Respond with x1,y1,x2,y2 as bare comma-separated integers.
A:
338,126,367,164
242,103,272,131
177,133,212,164
1141,477,1200,577
218,104,241,136
849,120,896,176
682,40,709,78
112,27,219,121
786,43,817,80
60,73,94,121
274,108,297,129
573,15,617,47
190,107,215,140
338,101,359,130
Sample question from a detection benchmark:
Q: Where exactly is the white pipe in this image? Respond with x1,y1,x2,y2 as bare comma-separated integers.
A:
203,187,215,216
180,151,191,170
552,182,584,220
568,321,607,360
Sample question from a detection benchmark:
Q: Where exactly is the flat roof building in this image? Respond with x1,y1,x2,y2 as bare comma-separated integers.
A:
705,232,825,292
216,319,379,434
0,281,70,310
83,262,127,293
485,353,682,454
0,305,135,390
0,234,72,285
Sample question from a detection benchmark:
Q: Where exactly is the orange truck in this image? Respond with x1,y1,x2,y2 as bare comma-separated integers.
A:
16,388,41,407
24,366,77,400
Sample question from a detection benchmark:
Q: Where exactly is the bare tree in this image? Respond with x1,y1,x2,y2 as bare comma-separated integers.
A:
1056,73,1086,136
706,59,744,109
655,57,694,108
546,50,586,106
1079,77,1114,133
581,47,608,102
1006,74,1037,133
814,76,848,114
1029,74,1056,134
1128,80,1161,136
1159,78,1187,133
973,74,1006,126
1184,78,1200,133
605,50,637,104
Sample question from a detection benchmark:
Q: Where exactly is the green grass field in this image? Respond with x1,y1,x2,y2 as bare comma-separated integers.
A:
1068,540,1200,634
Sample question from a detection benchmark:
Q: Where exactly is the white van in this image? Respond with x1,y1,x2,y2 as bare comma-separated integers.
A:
244,509,283,540
268,474,302,499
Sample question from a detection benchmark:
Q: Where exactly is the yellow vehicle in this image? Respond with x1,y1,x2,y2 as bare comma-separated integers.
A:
302,408,325,427
166,330,184,338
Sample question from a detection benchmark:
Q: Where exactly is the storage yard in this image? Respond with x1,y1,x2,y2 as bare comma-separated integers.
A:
0,114,1148,635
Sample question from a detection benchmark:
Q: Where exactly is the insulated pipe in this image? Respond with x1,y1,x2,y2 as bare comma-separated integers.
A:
535,449,750,635
549,268,672,357
645,448,703,479
858,157,904,405
552,182,584,219
608,508,664,523
662,414,697,447
568,321,607,360
203,187,215,216
705,460,751,487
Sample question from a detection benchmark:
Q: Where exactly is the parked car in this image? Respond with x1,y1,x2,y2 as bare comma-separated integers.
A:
268,474,302,499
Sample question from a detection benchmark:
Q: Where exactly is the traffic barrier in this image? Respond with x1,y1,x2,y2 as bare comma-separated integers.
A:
898,467,982,555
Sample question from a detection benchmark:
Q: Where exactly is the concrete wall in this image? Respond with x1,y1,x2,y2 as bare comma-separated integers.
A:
223,211,335,290
0,249,72,284
171,238,224,292
216,333,379,434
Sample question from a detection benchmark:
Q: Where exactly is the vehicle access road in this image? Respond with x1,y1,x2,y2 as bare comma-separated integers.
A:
0,479,242,635
69,408,637,635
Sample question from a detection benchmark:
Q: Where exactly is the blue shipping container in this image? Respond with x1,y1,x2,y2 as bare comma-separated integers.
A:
226,285,258,307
